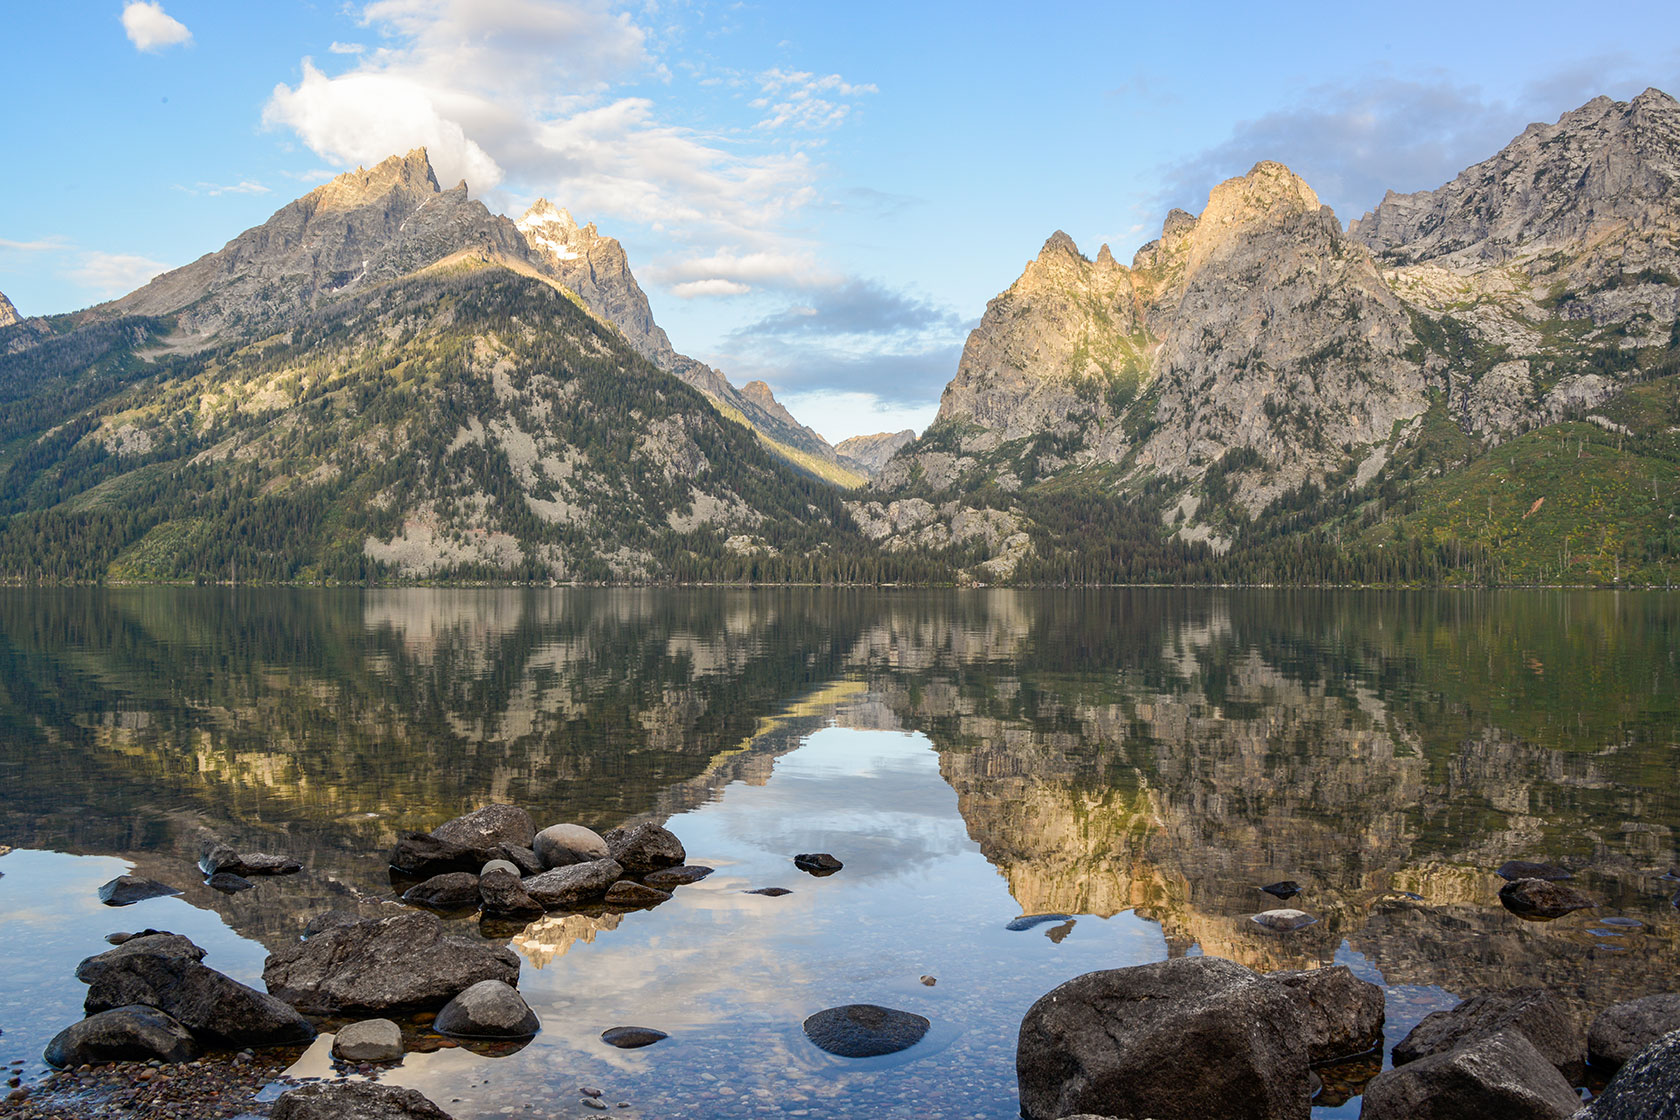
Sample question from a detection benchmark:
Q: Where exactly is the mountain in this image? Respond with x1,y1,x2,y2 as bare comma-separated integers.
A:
0,288,19,329
834,430,916,474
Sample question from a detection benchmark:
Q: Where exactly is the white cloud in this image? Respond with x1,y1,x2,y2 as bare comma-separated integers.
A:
0,236,69,253
776,389,937,445
652,249,838,289
671,278,751,298
752,68,878,131
68,251,170,297
329,41,366,55
121,2,192,52
176,180,271,197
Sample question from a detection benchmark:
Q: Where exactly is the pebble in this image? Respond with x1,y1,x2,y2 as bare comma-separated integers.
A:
920,975,938,986
583,1097,609,1110
580,1086,603,1098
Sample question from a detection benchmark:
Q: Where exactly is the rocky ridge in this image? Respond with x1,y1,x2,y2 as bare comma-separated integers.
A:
0,288,20,329
834,429,916,474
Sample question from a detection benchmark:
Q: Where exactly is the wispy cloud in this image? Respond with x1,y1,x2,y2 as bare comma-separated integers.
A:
121,1,192,52
750,69,878,131
0,236,71,253
670,278,751,299
174,180,272,197
68,251,170,297
329,41,366,55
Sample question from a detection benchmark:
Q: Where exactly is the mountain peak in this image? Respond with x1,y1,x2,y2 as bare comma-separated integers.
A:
0,288,19,329
519,198,578,233
314,148,441,212
1039,230,1081,259
1204,161,1322,223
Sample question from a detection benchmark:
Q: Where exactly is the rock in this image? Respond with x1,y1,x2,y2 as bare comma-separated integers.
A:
105,928,172,946
921,976,938,987
793,852,842,875
1577,1028,1680,1119
432,805,534,851
1252,909,1319,931
433,980,539,1039
1007,913,1072,931
642,865,713,889
478,868,544,919
803,1004,929,1058
400,872,480,909
206,872,254,893
200,845,302,877
262,911,520,1015
533,823,610,870
1588,994,1680,1071
332,1019,403,1062
606,822,686,874
1359,1030,1580,1120
1498,878,1594,920
522,859,622,908
387,831,484,878
1496,860,1573,882
1259,880,1303,899
479,859,520,878
1263,966,1384,1062
1392,988,1583,1080
271,1080,453,1120
601,1026,667,1048
77,935,315,1047
746,887,792,897
605,881,672,908
303,909,365,938
97,876,181,906
1016,956,1312,1120
582,1098,608,1111
495,845,544,877
43,1006,200,1067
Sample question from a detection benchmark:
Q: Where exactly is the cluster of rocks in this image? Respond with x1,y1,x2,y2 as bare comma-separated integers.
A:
98,841,304,906
1016,955,1680,1120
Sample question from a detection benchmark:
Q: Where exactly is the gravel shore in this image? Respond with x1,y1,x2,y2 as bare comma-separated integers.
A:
2,1049,305,1120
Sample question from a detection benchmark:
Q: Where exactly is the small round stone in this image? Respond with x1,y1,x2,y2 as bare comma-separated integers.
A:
601,1026,667,1049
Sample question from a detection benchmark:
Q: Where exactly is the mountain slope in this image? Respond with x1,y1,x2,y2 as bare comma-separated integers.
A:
0,289,19,329
835,430,915,473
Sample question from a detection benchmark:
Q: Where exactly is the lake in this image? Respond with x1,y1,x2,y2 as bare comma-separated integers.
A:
0,588,1676,1118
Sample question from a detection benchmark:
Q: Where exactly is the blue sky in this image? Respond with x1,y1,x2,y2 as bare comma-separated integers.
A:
4,2,1680,441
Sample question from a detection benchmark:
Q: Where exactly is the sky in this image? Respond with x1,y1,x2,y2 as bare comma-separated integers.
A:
4,2,1680,442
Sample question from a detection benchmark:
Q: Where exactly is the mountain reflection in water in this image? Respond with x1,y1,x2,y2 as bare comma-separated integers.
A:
0,588,1675,1117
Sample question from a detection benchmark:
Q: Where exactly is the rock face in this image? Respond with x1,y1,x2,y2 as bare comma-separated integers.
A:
835,430,917,475
1392,989,1583,1079
803,1004,930,1058
533,823,610,869
522,859,622,908
0,289,20,329
332,1019,403,1062
1577,1028,1680,1119
271,1081,454,1120
1265,966,1384,1062
262,911,520,1015
44,1005,201,1067
1015,956,1312,1120
1588,994,1680,1071
432,979,539,1039
1359,1030,1581,1120
605,821,686,874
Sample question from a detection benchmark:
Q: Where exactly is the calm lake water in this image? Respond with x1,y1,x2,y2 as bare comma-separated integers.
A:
0,588,1676,1118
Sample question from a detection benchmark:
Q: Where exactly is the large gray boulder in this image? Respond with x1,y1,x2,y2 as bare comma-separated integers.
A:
1016,956,1312,1120
1576,1028,1680,1119
44,1005,201,1067
271,1081,453,1120
1587,994,1680,1072
1393,989,1583,1080
533,823,610,870
523,859,622,908
433,980,539,1039
263,911,519,1015
432,805,534,851
77,934,315,1047
1360,1030,1580,1120
606,821,686,874
1265,966,1384,1062
332,1019,403,1062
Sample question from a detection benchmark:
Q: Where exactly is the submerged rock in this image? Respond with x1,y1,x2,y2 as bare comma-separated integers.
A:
804,1004,929,1058
97,876,181,907
271,1081,453,1120
44,1005,201,1067
1392,988,1582,1080
1495,860,1573,882
1252,908,1318,931
1588,994,1680,1071
333,1018,403,1062
434,980,539,1039
643,865,713,889
1361,1030,1580,1120
533,824,610,870
1498,878,1593,920
522,859,622,908
793,852,843,875
606,822,686,874
601,1026,667,1049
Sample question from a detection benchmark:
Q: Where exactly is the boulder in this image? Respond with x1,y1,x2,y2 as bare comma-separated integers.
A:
601,1026,667,1049
400,872,480,909
522,859,622,909
533,824,610,870
431,805,534,851
433,980,539,1039
1393,988,1583,1080
1360,1030,1580,1120
387,832,483,878
1016,956,1312,1120
605,881,672,908
200,845,302,877
262,911,520,1015
43,1005,200,1067
478,868,544,919
1588,994,1680,1071
303,910,366,938
206,872,254,894
271,1081,452,1120
1577,1028,1680,1119
332,1019,403,1062
793,852,843,875
495,846,544,876
97,876,181,906
1252,909,1319,931
803,1004,930,1057
642,865,714,889
77,935,315,1047
1264,966,1384,1062
606,822,686,874
1496,860,1573,882
1498,878,1593,920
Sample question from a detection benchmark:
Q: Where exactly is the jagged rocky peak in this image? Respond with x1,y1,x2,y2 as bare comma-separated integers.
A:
313,148,442,211
516,198,588,261
0,288,20,329
834,430,917,475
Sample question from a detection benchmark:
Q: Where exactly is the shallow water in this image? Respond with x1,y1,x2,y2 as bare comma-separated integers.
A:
0,588,1675,1117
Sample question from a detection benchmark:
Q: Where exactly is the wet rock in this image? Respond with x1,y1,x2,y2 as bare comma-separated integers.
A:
1016,956,1311,1120
478,868,544,919
332,1019,403,1062
793,852,843,875
271,1080,453,1120
434,980,539,1039
206,872,255,894
97,876,181,907
1498,878,1594,920
1495,860,1573,882
643,865,713,889
1252,908,1319,931
522,859,622,908
1588,994,1680,1071
400,872,480,910
606,822,686,874
1264,965,1384,1063
804,1004,929,1058
601,1026,667,1049
200,845,302,877
1578,1028,1680,1119
1360,1030,1579,1120
1007,913,1072,931
78,934,315,1047
387,832,484,878
432,805,534,852
1259,880,1302,900
104,928,172,946
43,1005,201,1067
605,881,672,908
1393,988,1583,1080
263,911,520,1015
746,887,791,896
533,824,610,870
